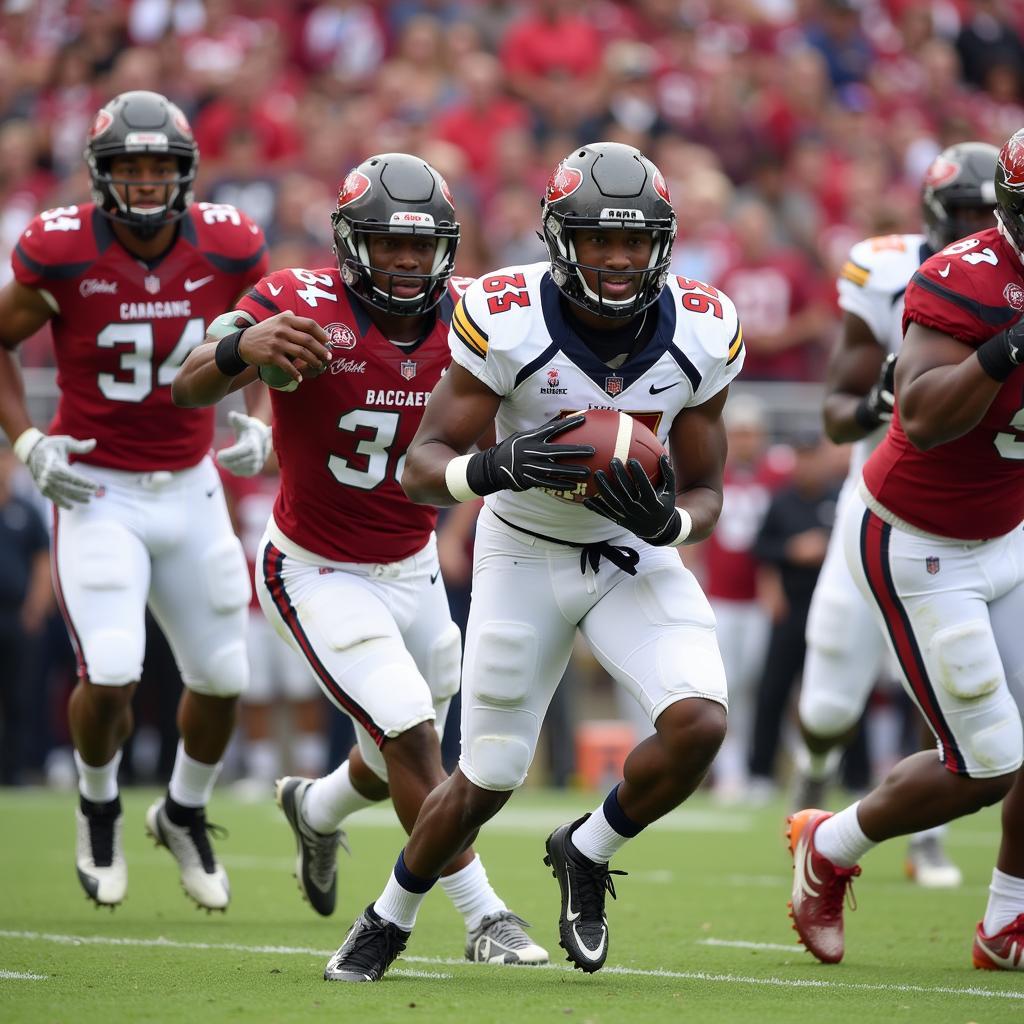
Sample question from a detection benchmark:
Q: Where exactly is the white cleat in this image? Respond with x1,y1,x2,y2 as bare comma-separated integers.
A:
906,834,962,889
76,797,127,907
465,911,549,965
145,798,230,911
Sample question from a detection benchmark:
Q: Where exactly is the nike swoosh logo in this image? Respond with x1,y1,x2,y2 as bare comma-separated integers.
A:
571,920,607,960
184,275,214,292
794,831,822,903
565,873,580,922
267,282,283,296
430,569,440,584
978,938,1022,969
649,382,680,395
938,264,951,278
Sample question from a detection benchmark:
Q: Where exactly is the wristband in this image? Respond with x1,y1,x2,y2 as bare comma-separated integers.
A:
13,426,44,464
664,508,693,546
214,329,249,377
444,454,483,503
977,330,1020,382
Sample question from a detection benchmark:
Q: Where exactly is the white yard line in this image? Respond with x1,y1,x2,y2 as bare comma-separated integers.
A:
0,969,47,980
698,938,802,952
1,930,1020,1000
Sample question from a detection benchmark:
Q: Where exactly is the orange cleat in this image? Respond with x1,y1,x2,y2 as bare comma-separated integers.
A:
973,914,1024,970
786,808,861,964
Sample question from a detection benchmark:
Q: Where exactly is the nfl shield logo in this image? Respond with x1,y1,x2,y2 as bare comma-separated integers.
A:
144,274,160,294
605,376,623,396
926,556,940,575
400,360,417,381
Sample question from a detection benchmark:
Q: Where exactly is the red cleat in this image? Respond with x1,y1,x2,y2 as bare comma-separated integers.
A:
973,914,1024,970
786,808,861,964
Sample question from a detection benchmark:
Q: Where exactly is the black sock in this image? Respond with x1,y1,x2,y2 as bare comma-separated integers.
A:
164,794,201,826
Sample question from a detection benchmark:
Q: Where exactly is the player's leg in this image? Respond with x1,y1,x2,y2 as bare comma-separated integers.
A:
145,460,250,910
55,488,151,907
399,545,547,964
787,498,1021,965
326,516,575,981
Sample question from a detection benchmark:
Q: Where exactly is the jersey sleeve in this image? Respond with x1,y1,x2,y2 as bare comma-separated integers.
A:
902,252,1009,345
447,279,516,396
837,237,902,342
235,268,293,324
690,289,744,406
192,203,269,295
11,206,94,305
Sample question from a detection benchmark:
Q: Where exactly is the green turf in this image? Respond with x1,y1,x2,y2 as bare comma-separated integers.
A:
1,787,1021,1023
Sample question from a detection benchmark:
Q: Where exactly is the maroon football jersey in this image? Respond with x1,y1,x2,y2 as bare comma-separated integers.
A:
236,268,468,564
12,201,267,471
863,226,1024,539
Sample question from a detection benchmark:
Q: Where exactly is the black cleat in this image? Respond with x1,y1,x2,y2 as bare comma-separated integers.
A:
324,904,409,982
543,814,625,973
275,777,344,916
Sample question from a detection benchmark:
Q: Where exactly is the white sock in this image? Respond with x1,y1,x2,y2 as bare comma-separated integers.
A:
304,760,378,834
983,868,1024,935
246,739,279,782
374,867,430,931
75,749,121,804
571,805,631,864
292,733,327,778
439,855,506,932
168,740,223,808
813,802,876,867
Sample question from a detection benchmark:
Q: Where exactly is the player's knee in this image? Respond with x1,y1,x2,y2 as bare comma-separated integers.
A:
463,735,532,791
929,621,1003,700
84,628,142,685
805,591,857,656
656,698,727,764
467,622,536,705
799,685,863,739
189,640,249,697
201,537,250,614
424,623,462,704
964,714,1024,778
384,719,442,774
82,678,135,713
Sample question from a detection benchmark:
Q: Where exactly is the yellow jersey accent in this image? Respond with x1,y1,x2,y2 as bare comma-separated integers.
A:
840,260,870,287
453,298,488,357
727,323,743,365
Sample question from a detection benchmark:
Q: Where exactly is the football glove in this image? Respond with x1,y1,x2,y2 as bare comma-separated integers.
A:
465,415,594,494
215,411,272,477
584,455,682,544
16,430,99,509
854,352,896,431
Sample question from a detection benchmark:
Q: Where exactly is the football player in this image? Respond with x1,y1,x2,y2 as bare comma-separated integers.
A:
788,127,1024,970
794,142,998,887
0,91,270,911
172,153,548,968
321,141,744,981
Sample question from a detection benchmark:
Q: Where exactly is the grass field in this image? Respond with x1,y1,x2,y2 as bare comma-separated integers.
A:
1,786,1021,1024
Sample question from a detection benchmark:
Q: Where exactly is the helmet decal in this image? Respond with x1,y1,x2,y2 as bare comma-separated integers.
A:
171,108,193,140
439,175,455,207
545,163,584,203
924,155,960,189
999,133,1024,191
338,170,372,208
653,168,671,203
89,109,113,140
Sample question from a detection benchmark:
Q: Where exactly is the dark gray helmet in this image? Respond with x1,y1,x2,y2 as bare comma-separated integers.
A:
330,153,460,316
994,129,1024,256
922,141,998,251
541,142,676,319
85,91,198,236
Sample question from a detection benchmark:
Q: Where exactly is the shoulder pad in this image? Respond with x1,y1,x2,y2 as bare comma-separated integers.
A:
839,234,924,294
190,202,268,274
13,204,98,284
668,275,743,367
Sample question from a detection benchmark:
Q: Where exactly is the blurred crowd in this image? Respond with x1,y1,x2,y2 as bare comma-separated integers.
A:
2,0,1023,795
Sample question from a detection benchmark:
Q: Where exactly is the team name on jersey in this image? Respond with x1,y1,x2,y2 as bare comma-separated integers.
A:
364,389,432,407
119,300,193,320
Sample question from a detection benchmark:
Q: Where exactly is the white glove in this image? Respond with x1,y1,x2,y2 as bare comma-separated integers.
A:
14,428,99,510
215,410,272,477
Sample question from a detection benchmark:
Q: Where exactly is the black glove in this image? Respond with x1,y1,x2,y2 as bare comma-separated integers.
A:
465,415,595,494
584,455,680,544
977,319,1024,381
854,352,896,431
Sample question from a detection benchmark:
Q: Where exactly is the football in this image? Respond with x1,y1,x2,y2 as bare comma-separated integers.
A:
552,408,666,504
258,363,300,392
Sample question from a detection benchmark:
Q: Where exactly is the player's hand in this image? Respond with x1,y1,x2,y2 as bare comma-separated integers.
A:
22,433,99,509
215,411,272,477
237,312,332,384
469,415,595,494
855,353,896,430
584,455,681,544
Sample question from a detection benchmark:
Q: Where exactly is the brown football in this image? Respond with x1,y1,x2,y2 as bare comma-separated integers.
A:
552,408,666,504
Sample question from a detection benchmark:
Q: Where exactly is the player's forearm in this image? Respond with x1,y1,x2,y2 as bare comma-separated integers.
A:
0,348,34,444
401,440,464,507
899,360,1001,450
823,391,872,444
676,484,723,543
172,342,259,407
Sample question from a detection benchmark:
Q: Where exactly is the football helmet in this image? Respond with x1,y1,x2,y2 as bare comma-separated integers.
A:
541,142,676,319
995,129,1024,256
331,153,460,316
85,91,198,237
922,141,998,251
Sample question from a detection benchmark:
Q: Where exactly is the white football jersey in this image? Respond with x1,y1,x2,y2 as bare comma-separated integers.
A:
450,262,744,543
836,232,930,478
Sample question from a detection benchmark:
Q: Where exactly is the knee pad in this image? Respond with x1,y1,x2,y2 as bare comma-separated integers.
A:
83,627,142,685
965,712,1024,776
462,733,532,791
806,589,859,656
467,622,537,706
202,538,250,614
424,623,462,704
799,647,877,737
189,640,249,697
929,621,1003,700
77,524,134,590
